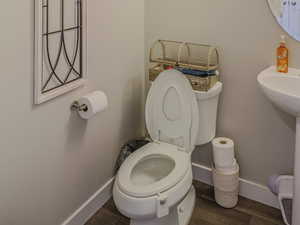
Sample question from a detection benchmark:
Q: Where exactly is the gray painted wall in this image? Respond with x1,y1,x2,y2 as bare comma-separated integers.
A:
2,1,298,224
0,1,144,225
146,0,296,185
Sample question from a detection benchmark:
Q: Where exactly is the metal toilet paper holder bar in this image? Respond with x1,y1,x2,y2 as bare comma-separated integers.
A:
71,101,88,112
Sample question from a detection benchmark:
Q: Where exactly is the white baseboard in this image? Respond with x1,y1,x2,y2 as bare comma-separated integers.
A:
61,177,115,225
192,163,280,209
60,164,280,225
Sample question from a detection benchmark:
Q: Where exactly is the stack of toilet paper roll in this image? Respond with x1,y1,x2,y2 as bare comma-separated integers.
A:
212,137,239,208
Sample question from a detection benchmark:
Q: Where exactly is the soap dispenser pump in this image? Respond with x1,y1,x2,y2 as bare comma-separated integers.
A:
277,35,289,73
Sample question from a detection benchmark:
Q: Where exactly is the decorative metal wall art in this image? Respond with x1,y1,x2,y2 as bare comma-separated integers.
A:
34,0,86,104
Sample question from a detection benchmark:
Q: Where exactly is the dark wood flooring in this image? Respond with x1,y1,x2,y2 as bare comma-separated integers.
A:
86,181,284,225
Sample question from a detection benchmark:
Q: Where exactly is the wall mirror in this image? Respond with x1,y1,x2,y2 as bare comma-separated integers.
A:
268,0,300,41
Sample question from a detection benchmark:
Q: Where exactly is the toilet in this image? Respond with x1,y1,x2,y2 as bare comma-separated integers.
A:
113,69,222,225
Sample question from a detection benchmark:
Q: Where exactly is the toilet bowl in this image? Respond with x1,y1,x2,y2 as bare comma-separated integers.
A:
113,142,194,222
113,70,222,225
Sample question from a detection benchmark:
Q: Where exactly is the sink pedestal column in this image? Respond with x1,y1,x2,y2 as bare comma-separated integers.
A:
293,118,300,225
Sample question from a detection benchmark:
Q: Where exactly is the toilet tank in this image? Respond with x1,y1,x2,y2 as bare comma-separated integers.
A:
194,82,223,146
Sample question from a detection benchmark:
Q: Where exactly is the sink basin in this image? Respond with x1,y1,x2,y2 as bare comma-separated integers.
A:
258,66,300,117
257,66,300,225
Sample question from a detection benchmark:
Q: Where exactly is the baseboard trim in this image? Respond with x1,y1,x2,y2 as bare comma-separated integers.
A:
192,163,280,209
61,177,115,225
61,164,280,225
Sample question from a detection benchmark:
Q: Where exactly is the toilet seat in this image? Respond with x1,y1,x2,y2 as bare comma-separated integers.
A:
117,70,199,198
117,142,189,198
145,70,199,153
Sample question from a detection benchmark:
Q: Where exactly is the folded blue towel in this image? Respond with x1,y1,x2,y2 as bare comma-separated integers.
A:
175,67,217,77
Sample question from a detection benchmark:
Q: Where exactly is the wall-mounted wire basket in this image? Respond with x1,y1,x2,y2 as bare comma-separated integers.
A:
149,40,220,92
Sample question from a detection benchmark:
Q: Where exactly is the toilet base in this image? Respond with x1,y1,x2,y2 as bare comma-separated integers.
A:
131,186,196,225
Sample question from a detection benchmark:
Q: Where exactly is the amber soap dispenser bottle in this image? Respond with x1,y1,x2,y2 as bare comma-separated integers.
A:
277,35,289,73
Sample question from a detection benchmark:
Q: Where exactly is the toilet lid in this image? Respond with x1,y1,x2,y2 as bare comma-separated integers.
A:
146,70,199,152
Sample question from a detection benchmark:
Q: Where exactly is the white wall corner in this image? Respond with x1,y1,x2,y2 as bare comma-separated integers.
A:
192,163,280,209
61,177,115,225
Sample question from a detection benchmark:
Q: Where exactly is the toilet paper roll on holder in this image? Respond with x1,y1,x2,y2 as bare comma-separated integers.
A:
71,101,88,112
70,91,108,119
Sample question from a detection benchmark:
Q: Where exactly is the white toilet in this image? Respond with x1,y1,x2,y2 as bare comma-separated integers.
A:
113,70,222,225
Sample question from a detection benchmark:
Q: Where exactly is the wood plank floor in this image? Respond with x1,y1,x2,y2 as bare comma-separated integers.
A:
86,181,284,225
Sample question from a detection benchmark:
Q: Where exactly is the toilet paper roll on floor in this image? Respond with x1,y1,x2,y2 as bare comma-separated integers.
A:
216,159,238,174
212,137,235,169
78,91,108,120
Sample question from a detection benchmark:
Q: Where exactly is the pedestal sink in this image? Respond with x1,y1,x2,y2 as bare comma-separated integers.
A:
258,66,300,225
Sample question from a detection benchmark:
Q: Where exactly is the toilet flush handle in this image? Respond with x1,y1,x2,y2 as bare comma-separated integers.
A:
156,193,169,218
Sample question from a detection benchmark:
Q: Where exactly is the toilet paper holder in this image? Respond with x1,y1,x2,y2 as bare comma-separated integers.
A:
70,91,108,119
71,101,88,112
